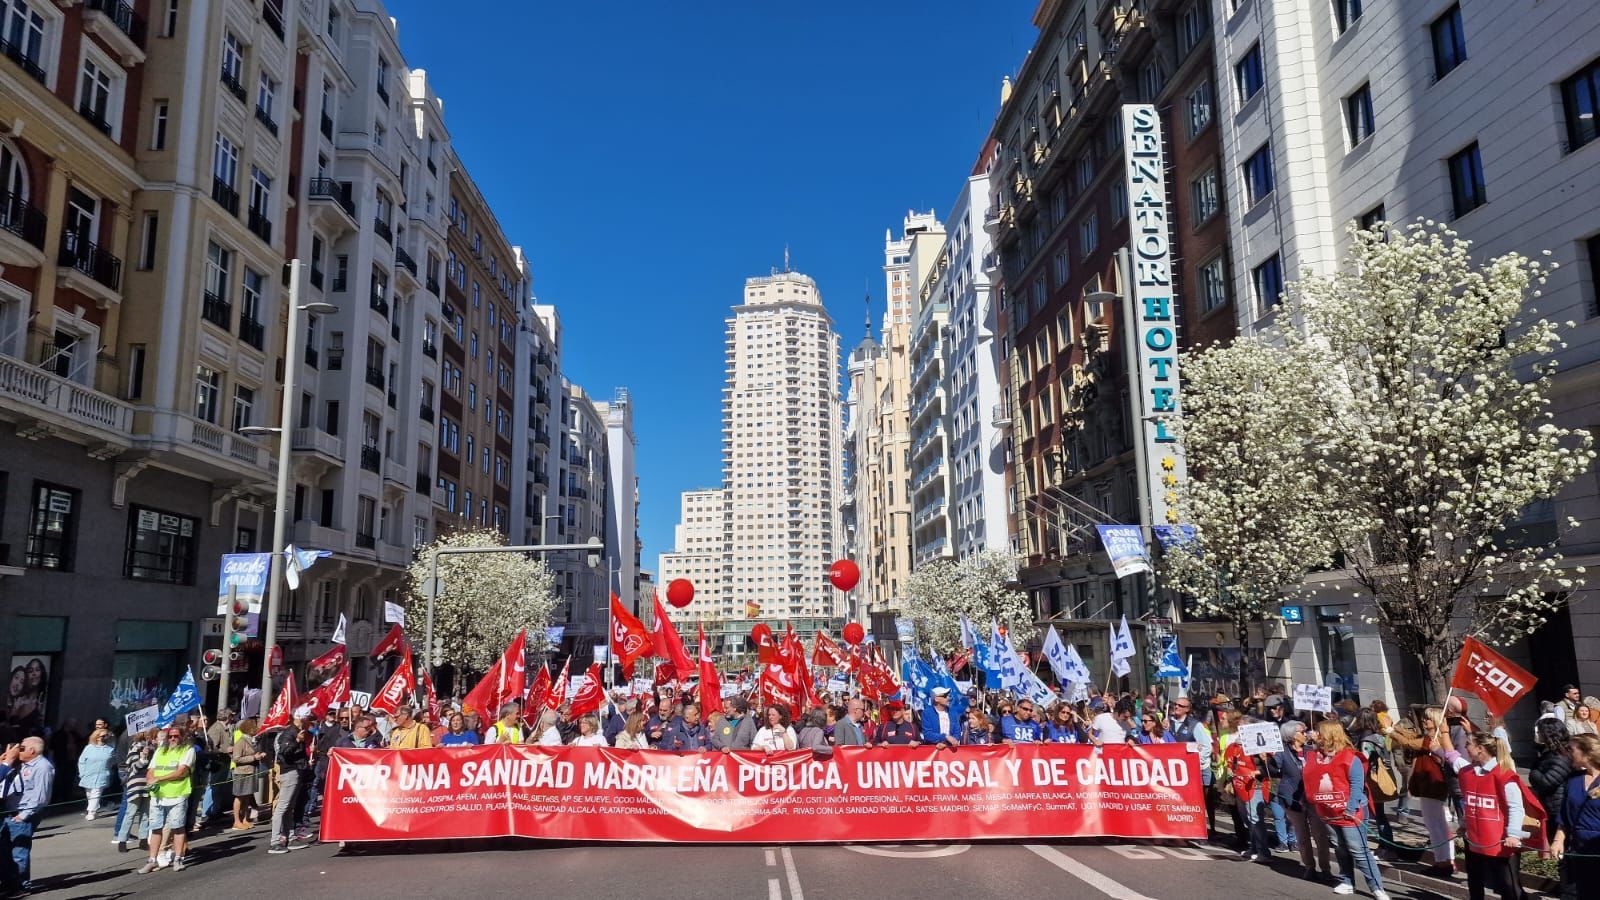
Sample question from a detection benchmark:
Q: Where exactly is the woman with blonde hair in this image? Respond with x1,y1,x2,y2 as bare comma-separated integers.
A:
230,719,265,829
1302,720,1389,899
76,728,115,819
1391,706,1455,875
613,712,649,749
570,715,608,747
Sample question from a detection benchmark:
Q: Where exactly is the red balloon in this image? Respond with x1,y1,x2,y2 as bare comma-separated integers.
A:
666,578,694,608
829,559,861,592
843,622,865,646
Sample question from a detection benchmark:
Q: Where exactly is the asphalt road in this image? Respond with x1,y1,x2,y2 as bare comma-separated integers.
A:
26,816,1465,900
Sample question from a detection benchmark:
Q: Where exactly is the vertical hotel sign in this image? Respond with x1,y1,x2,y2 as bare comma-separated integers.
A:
1120,104,1186,525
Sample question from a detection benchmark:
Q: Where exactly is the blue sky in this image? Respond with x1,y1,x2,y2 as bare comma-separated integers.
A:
386,1,1037,571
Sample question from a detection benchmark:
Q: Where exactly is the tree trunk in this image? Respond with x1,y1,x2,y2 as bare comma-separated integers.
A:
1236,619,1251,699
1420,643,1451,706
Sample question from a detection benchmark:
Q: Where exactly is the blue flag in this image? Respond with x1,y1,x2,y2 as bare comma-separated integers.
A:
1155,637,1188,679
156,667,202,727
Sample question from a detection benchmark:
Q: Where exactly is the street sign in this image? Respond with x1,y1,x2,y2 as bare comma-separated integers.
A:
419,577,444,599
1280,605,1305,623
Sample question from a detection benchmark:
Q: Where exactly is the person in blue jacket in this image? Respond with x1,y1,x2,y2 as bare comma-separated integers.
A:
921,688,962,746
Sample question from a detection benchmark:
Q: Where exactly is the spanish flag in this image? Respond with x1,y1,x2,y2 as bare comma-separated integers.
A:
745,600,760,619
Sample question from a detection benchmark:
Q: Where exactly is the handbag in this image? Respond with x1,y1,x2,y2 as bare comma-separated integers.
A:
1408,747,1450,801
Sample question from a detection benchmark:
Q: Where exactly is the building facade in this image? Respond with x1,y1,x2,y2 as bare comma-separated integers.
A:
594,388,639,612
548,379,609,660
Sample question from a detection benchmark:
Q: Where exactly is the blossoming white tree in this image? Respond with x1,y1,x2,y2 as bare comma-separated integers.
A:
406,528,558,675
1176,223,1592,698
904,550,1035,654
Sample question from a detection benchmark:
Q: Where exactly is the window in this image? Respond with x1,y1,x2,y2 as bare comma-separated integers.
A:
232,384,255,432
1431,5,1466,81
161,0,177,37
1448,142,1486,218
213,132,238,189
241,267,263,334
1,0,47,76
373,121,385,147
124,506,200,583
1235,44,1265,102
1253,254,1285,311
26,483,78,570
1587,234,1600,319
1186,81,1214,138
78,53,117,135
1139,61,1166,102
249,166,271,220
150,101,169,149
1560,57,1600,152
221,32,243,85
1052,251,1070,288
194,365,221,423
1334,0,1362,34
256,72,278,124
1199,257,1229,312
1190,168,1220,226
1110,181,1127,222
138,212,159,269
1345,84,1374,148
1242,144,1275,205
125,344,145,399
1178,1,1210,58
205,240,230,301
1359,203,1386,233
1079,212,1098,256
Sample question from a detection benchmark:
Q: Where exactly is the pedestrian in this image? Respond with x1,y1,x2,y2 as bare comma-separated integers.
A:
266,707,315,855
1272,721,1333,882
1222,713,1274,863
1551,733,1600,899
753,707,797,752
1528,719,1572,844
334,716,382,751
1089,698,1131,745
1167,697,1214,785
1390,706,1456,876
535,709,564,746
1042,704,1085,743
796,709,830,753
1434,727,1532,900
711,697,756,750
656,703,712,751
921,688,961,746
1135,711,1172,745
961,709,993,745
1573,702,1600,737
114,729,155,853
614,713,650,750
834,699,867,747
484,703,525,744
230,719,265,830
438,712,480,746
600,690,629,745
1351,709,1394,846
77,727,115,819
1002,699,1043,743
571,715,608,747
137,727,195,874
870,702,917,746
1558,685,1584,730
0,737,54,894
1302,720,1389,899
307,710,346,818
385,706,434,749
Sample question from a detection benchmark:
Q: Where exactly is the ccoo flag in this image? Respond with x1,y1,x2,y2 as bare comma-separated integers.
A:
1450,636,1536,717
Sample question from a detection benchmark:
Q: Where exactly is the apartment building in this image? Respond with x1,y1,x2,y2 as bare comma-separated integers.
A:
838,306,877,625
907,227,954,567
659,487,726,614
593,387,639,612
508,263,558,548
1210,0,1600,705
550,380,610,660
987,0,1234,686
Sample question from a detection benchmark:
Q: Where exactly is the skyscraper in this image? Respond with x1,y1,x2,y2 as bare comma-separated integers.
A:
663,269,842,624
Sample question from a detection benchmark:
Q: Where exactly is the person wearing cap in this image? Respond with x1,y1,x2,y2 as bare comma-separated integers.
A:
921,687,961,746
266,707,315,855
483,703,525,745
137,727,196,874
870,702,918,746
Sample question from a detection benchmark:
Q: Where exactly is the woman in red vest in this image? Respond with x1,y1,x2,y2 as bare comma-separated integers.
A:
1222,713,1274,863
1302,720,1389,899
1435,726,1532,900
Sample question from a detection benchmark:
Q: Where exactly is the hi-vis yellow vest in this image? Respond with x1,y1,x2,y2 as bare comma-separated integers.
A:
149,745,192,801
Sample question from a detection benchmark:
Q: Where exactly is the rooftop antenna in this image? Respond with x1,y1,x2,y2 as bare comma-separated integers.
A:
783,244,791,273
864,281,872,340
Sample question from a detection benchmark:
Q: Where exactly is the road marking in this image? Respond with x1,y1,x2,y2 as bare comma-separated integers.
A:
767,877,782,900
1023,844,1157,900
781,847,804,900
765,848,776,867
842,843,972,858
1108,843,1212,861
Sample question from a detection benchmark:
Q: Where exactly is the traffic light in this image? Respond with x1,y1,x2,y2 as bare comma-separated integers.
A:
202,648,223,682
585,536,603,568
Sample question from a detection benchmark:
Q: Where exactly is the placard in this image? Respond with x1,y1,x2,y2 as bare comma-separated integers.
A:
124,703,160,735
1236,721,1284,755
350,690,373,709
1293,683,1333,713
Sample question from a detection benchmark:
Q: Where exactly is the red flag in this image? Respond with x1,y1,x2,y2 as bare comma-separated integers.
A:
1451,636,1537,717
462,629,528,719
261,672,299,730
546,657,571,711
419,668,441,726
759,662,801,718
753,625,781,665
370,646,417,716
370,623,406,660
569,663,605,717
783,630,817,710
611,594,655,679
650,593,695,679
307,643,346,683
524,663,552,712
948,650,969,674
697,624,723,716
303,663,350,718
811,632,848,669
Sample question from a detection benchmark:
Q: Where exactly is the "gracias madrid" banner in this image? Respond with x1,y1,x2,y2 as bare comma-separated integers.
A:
321,743,1205,843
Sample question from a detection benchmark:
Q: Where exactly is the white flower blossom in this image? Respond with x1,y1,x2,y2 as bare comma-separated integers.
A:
406,527,559,674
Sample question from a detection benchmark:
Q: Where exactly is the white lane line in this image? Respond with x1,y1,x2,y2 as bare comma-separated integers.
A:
765,848,777,867
780,846,805,900
1023,844,1157,900
767,877,782,900
842,843,972,858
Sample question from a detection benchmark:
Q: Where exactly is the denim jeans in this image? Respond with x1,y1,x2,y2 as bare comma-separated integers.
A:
1240,787,1274,858
115,797,151,844
113,787,130,834
1328,821,1384,893
1269,796,1291,847
0,818,35,890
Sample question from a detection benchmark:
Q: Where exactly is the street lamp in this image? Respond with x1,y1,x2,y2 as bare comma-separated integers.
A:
246,258,338,715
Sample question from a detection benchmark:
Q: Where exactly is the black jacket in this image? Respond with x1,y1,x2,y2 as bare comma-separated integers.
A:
1529,749,1573,826
274,727,313,772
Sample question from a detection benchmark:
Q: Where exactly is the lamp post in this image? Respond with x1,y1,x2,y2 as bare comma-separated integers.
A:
242,259,338,715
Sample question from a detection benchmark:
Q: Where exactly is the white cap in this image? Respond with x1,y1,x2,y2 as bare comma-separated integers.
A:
932,687,951,697
293,704,315,719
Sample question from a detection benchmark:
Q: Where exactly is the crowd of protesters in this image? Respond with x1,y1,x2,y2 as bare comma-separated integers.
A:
3,680,1600,899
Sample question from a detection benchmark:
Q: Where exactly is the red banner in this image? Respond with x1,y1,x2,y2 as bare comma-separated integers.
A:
1451,636,1537,717
322,743,1204,844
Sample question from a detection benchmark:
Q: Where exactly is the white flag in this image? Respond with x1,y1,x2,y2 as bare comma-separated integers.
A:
1112,655,1132,678
1043,626,1091,685
1111,615,1136,660
331,613,347,645
384,600,406,626
958,616,977,650
992,623,1025,690
1178,654,1193,699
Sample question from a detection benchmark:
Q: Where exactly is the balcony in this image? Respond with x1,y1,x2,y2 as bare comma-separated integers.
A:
307,178,357,233
238,317,264,350
421,338,437,360
0,355,134,444
369,294,389,318
377,540,409,567
0,191,47,269
535,350,552,370
211,178,239,215
570,486,588,501
247,208,273,244
533,428,549,446
83,0,146,64
364,366,385,391
57,232,123,303
359,444,381,472
431,484,448,507
354,532,376,550
394,245,417,275
201,292,231,329
303,345,319,368
254,105,278,136
425,275,440,295
1,36,47,84
415,472,431,493
991,402,1012,427
384,457,408,486
372,217,392,244
290,427,343,464
310,265,324,290
320,111,334,140
135,409,271,479
291,521,343,550
221,70,247,104
568,455,587,471
76,102,114,137
419,402,434,422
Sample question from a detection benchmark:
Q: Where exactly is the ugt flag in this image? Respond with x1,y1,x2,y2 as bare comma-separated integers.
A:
1451,636,1536,717
156,667,202,727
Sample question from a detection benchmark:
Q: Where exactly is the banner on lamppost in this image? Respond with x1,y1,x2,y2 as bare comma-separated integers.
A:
1096,525,1151,579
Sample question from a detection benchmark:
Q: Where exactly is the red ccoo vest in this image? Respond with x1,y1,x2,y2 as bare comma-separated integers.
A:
1459,764,1525,857
1303,748,1366,827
